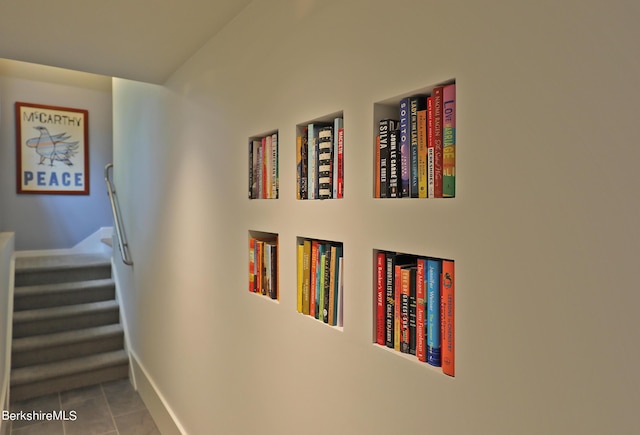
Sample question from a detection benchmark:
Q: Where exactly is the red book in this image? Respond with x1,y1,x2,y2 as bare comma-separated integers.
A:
432,86,444,198
309,241,319,317
441,260,455,376
376,252,386,345
400,267,411,353
416,258,427,362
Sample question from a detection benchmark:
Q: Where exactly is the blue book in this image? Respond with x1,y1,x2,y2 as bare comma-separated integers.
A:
427,258,442,366
399,98,410,197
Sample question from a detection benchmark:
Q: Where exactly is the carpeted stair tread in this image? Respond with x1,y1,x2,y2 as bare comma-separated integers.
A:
13,278,115,311
12,324,124,353
10,350,129,386
13,299,119,323
14,253,111,272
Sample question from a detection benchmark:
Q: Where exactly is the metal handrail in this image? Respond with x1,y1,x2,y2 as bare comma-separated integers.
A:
105,163,133,266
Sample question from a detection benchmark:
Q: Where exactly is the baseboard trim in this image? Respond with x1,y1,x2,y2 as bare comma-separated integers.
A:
130,352,186,435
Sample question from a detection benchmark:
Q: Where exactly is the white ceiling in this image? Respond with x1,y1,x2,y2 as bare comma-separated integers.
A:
0,0,253,84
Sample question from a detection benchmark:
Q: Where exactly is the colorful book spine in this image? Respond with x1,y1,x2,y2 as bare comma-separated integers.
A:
297,242,304,312
432,86,444,198
443,83,456,197
376,251,386,345
333,117,344,199
417,109,428,198
427,97,435,198
337,127,344,198
248,141,253,199
309,240,319,317
388,129,399,198
400,267,411,353
307,124,317,200
332,245,343,326
427,258,442,366
375,135,380,197
315,243,325,319
409,96,426,198
378,119,396,198
271,132,278,199
301,239,311,315
300,128,308,199
399,98,410,197
408,266,417,355
385,252,396,348
415,258,427,362
265,135,272,199
249,237,256,292
318,126,333,199
441,259,455,376
328,245,337,325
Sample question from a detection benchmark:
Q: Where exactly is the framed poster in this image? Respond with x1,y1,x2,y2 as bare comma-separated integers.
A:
15,102,89,195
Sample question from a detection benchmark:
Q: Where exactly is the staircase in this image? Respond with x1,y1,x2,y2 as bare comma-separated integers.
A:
10,253,129,402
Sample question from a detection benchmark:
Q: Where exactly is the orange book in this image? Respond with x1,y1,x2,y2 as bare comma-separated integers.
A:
441,260,455,376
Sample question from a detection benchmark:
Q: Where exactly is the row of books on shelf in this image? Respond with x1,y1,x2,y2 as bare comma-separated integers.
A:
249,235,278,300
375,251,455,377
296,238,344,327
376,82,456,199
296,117,344,200
249,132,279,199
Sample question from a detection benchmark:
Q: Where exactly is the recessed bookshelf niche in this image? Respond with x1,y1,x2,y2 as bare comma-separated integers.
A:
249,130,279,199
373,79,456,199
248,230,279,301
295,111,344,200
373,249,455,377
296,236,344,329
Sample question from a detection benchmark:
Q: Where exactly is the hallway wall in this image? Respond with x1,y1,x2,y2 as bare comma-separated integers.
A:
113,1,640,433
0,60,113,250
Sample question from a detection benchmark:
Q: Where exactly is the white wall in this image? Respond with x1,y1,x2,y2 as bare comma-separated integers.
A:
0,60,113,250
113,1,640,433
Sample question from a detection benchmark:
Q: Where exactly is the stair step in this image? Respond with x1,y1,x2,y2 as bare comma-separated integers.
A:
14,253,112,286
12,300,120,338
10,350,129,402
12,324,124,368
13,278,115,311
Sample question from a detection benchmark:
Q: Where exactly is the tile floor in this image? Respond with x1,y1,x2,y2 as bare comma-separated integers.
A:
6,379,160,435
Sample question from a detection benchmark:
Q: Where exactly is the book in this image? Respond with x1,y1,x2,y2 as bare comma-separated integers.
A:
378,119,397,198
337,126,344,198
333,117,344,199
267,242,278,299
427,97,435,198
322,243,332,322
318,126,333,199
248,140,253,199
400,266,411,353
301,239,312,315
399,98,410,197
441,259,455,376
249,237,256,292
427,258,442,366
328,244,337,325
309,240,319,317
318,244,326,321
385,251,396,348
265,135,272,198
432,86,444,198
388,129,399,198
408,265,417,355
307,124,317,200
443,83,456,197
331,244,343,326
409,95,426,198
297,242,304,312
417,109,428,198
376,251,386,345
415,257,427,362
271,132,278,199
296,135,303,200
299,128,309,199
337,256,344,327
375,135,380,197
